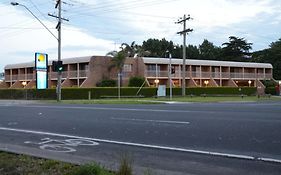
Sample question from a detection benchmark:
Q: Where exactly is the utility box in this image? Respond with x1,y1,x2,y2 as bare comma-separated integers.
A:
157,85,166,97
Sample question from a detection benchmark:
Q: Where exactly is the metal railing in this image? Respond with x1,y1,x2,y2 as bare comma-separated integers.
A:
144,70,271,80
79,70,88,78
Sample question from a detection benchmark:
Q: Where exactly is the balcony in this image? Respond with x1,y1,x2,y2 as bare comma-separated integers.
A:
79,70,88,78
212,72,220,78
49,70,88,80
230,73,243,79
144,70,270,80
4,73,35,81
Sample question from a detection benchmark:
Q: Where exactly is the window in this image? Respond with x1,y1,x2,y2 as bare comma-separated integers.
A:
123,64,132,72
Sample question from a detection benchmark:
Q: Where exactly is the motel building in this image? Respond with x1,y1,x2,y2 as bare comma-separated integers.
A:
0,56,273,94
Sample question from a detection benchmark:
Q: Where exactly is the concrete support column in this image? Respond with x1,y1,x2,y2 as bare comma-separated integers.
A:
77,63,80,87
220,66,222,86
199,65,202,87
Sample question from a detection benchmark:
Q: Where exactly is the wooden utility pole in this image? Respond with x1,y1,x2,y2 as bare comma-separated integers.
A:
176,14,193,96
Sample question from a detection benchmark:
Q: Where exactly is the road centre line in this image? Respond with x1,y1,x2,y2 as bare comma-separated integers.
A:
0,104,217,114
1,126,281,164
111,117,190,125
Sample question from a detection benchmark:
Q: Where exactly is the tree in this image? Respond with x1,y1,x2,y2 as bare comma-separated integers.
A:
199,39,222,60
107,50,126,73
121,41,150,57
142,38,174,57
221,36,252,61
186,45,200,59
252,38,281,79
106,50,126,86
128,76,145,87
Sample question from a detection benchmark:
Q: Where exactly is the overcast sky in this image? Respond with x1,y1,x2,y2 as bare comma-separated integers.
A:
0,0,281,72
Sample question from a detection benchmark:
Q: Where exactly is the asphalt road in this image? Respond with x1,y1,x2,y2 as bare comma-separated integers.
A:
0,101,281,174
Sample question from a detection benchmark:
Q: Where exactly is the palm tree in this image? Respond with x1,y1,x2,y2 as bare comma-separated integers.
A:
107,50,126,73
121,41,150,58
106,50,126,87
106,42,150,87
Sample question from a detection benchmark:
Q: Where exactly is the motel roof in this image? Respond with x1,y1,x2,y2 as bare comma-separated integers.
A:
4,56,273,69
4,56,92,69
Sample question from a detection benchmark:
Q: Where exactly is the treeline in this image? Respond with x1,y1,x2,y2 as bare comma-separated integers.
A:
126,36,281,80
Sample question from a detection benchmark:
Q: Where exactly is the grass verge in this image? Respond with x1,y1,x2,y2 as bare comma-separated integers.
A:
0,151,114,175
45,96,281,104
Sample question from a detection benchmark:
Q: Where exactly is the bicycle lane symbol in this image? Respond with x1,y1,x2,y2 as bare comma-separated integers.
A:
24,138,99,153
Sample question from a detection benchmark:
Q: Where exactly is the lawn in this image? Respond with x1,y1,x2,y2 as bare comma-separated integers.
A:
0,151,114,175
47,95,281,104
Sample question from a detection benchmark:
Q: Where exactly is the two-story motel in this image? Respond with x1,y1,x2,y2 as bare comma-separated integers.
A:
1,56,273,93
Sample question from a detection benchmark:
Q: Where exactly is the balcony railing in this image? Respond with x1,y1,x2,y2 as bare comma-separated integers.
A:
145,70,190,78
4,73,35,81
4,70,90,81
144,70,272,80
230,73,243,79
79,70,88,78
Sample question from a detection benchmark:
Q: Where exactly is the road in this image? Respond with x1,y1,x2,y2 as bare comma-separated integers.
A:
0,101,281,174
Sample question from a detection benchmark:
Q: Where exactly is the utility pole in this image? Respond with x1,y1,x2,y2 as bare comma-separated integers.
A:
169,53,172,100
176,14,193,96
48,0,69,101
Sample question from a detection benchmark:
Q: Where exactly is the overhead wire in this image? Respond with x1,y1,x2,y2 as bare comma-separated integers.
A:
66,0,176,19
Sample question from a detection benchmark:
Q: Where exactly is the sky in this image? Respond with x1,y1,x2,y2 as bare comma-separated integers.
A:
0,0,281,72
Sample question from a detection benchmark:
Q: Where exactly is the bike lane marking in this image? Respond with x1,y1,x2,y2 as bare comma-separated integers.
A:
1,126,281,164
24,138,99,153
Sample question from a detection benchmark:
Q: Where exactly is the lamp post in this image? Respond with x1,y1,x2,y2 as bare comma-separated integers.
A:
169,53,172,100
11,2,58,40
11,2,62,101
118,73,121,100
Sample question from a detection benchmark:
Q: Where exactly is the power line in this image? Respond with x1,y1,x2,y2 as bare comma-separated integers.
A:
66,0,176,18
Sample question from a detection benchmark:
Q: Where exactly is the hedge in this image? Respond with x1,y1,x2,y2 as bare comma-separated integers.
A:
0,87,256,100
265,87,277,95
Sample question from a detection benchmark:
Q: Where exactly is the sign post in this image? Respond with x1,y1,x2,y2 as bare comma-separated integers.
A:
35,53,48,89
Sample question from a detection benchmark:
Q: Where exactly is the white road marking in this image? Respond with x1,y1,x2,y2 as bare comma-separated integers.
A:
0,126,280,164
0,104,216,114
7,122,18,126
111,117,190,125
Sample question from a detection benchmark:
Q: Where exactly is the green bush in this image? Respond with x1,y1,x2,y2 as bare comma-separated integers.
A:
265,87,277,95
96,79,116,87
0,87,256,100
261,80,277,88
70,163,113,175
128,76,145,87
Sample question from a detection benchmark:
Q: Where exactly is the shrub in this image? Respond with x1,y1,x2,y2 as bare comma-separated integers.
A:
0,87,256,100
70,163,113,175
265,87,277,95
96,79,116,87
261,80,277,88
117,154,132,175
128,77,145,87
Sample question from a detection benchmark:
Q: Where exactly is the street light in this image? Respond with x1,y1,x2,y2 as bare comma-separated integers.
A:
154,79,159,87
248,80,252,87
11,2,58,40
11,1,62,101
204,80,209,87
166,51,173,100
22,81,27,99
